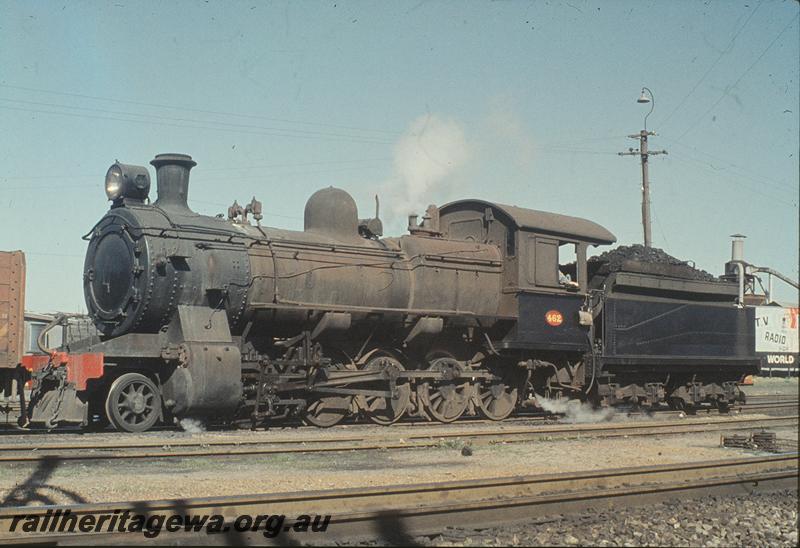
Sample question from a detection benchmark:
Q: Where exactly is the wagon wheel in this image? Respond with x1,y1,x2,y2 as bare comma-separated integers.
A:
478,378,518,421
105,373,161,433
417,358,471,423
362,356,411,425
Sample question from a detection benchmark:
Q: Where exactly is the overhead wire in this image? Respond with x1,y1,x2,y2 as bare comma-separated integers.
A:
1,145,626,187
660,137,796,193
535,134,629,146
668,153,796,208
674,12,799,141
0,104,393,145
2,162,389,191
0,157,392,180
658,1,763,130
535,148,619,156
0,97,394,143
0,83,398,136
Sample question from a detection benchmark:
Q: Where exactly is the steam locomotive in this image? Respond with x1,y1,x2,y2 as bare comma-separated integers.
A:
21,153,759,432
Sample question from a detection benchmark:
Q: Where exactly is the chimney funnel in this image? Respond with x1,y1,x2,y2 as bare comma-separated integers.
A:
151,153,196,212
730,234,746,262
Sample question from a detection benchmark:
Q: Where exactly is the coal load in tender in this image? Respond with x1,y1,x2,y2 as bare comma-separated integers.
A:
588,244,718,282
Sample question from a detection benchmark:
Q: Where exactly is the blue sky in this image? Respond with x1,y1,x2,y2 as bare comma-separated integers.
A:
1,0,798,311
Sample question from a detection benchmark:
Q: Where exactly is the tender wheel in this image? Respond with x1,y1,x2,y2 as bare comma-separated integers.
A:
478,377,518,421
362,356,411,425
105,373,161,433
417,358,471,423
303,396,352,428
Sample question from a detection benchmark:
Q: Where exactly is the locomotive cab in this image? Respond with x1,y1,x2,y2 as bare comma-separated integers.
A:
438,199,615,313
433,199,617,401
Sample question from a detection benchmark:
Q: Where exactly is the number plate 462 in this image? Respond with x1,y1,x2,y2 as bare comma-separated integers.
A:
545,310,563,327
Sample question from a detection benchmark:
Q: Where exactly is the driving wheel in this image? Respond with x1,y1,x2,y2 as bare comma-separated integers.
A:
478,378,518,421
362,356,411,425
417,358,471,423
303,396,352,427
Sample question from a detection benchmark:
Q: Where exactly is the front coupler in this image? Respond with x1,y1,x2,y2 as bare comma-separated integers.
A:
20,352,104,428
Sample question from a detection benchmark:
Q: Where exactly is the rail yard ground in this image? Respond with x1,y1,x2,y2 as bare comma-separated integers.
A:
740,376,798,396
0,377,797,546
328,489,798,547
0,413,796,503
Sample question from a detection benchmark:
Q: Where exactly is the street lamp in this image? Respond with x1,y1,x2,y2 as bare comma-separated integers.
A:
618,86,667,249
637,87,655,131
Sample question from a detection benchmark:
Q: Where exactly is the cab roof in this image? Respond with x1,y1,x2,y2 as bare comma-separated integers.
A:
439,199,616,245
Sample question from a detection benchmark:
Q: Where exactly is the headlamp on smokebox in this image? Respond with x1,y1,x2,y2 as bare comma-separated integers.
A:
105,162,151,203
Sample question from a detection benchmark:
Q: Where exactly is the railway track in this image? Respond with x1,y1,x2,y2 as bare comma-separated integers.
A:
744,394,798,401
0,414,796,464
0,453,796,544
0,395,796,436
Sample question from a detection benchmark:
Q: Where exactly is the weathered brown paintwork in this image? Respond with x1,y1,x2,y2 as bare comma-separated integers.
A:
26,153,761,432
223,187,507,337
0,251,25,369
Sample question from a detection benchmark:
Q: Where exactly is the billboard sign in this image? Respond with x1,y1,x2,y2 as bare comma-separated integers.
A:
754,306,799,367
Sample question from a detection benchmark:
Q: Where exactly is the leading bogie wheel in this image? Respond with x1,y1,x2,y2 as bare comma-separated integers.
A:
105,372,161,433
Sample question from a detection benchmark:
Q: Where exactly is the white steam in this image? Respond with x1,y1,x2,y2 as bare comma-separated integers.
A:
486,97,537,169
536,396,617,424
385,114,470,220
179,417,206,434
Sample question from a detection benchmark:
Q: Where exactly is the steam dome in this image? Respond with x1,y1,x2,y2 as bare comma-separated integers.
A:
304,187,359,240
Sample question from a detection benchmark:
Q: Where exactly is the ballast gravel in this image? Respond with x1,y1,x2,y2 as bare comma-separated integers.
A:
331,489,798,547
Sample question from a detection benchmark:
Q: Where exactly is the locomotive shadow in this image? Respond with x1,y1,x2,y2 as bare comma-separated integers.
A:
2,464,419,545
1,455,87,507
372,510,421,546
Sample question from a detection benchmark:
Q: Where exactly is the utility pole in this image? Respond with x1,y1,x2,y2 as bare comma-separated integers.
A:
618,88,667,248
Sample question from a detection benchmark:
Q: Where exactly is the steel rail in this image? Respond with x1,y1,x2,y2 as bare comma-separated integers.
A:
0,394,794,420
0,413,794,453
0,454,796,544
0,400,795,441
1,413,796,454
0,415,795,463
737,402,798,410
745,394,798,401
0,398,795,437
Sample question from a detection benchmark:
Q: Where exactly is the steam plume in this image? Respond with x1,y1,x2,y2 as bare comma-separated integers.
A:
536,396,617,423
385,114,469,220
